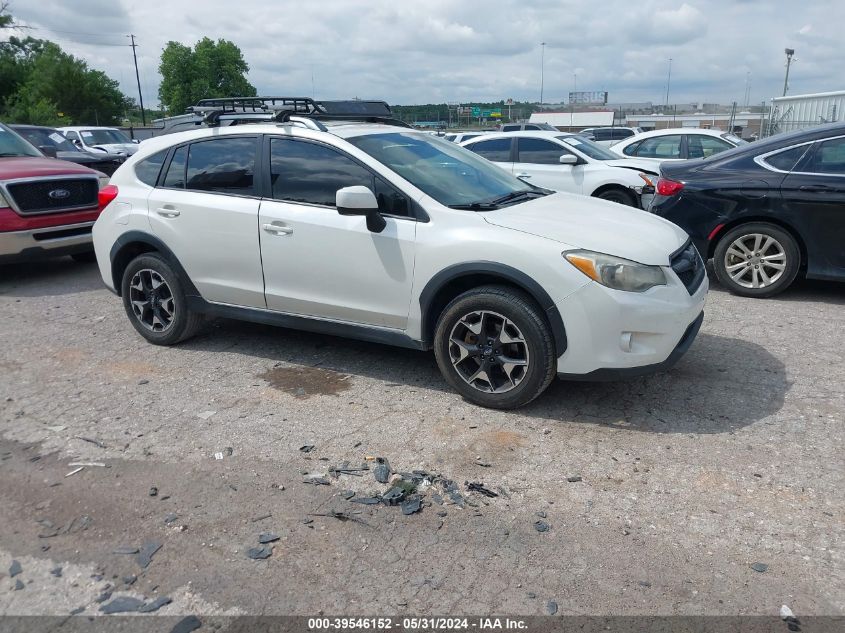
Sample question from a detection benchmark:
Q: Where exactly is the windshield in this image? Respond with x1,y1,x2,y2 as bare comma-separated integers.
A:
0,125,43,157
347,132,547,209
15,127,78,152
80,129,131,145
556,135,620,160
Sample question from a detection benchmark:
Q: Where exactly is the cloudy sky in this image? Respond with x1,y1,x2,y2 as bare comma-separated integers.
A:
7,0,845,110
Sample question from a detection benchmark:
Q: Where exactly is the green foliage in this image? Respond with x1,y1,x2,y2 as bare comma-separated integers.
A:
159,37,256,114
0,36,130,125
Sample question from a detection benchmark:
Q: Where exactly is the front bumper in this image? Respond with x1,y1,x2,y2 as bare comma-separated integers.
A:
0,221,94,263
554,269,708,378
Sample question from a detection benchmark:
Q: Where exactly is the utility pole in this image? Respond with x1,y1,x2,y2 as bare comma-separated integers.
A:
539,42,546,104
743,71,751,109
665,58,673,107
782,48,795,96
127,34,146,126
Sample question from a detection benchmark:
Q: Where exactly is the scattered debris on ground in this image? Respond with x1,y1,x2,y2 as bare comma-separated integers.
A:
750,562,768,573
546,600,558,615
136,541,162,568
466,482,498,497
299,445,316,453
370,456,392,483
534,520,550,533
9,560,21,577
567,475,582,483
100,596,145,614
247,545,273,560
258,532,280,543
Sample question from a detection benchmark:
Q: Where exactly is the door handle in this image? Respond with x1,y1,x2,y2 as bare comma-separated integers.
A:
262,223,294,236
516,173,532,178
155,207,180,218
798,185,831,192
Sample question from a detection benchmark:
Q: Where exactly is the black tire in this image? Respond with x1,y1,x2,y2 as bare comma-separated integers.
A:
595,187,637,207
71,250,97,263
433,285,557,409
120,253,203,345
713,222,800,298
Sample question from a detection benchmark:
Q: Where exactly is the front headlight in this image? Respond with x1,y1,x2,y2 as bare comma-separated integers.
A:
564,249,666,292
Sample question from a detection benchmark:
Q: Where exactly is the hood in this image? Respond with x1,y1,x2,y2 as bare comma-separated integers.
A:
88,143,138,155
0,156,99,179
604,158,661,175
483,192,688,266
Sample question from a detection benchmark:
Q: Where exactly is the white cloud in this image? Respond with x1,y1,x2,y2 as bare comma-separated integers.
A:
5,0,845,110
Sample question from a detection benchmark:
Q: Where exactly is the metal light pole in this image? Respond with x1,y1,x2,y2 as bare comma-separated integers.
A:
127,34,146,126
539,42,546,104
782,48,795,96
665,58,672,107
743,71,751,109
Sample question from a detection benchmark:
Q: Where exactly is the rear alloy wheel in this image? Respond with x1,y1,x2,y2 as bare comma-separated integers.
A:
713,222,800,298
120,253,203,345
595,187,637,207
434,285,556,409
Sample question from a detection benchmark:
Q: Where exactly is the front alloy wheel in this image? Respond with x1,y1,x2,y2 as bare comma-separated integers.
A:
129,269,176,332
448,310,530,393
434,285,556,409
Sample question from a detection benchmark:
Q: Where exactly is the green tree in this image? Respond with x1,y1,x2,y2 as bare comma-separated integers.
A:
159,37,256,114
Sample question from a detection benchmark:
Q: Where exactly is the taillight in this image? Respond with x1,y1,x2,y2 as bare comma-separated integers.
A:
656,178,684,197
98,184,119,211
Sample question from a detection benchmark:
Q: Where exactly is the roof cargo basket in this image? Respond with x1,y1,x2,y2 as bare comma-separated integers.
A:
187,97,410,128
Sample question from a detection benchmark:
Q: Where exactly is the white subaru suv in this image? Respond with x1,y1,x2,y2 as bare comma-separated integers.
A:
92,99,707,409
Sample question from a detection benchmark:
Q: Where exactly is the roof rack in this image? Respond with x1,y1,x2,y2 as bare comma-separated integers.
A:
186,97,411,129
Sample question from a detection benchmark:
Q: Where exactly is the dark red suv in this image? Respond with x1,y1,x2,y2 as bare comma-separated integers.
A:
0,123,107,263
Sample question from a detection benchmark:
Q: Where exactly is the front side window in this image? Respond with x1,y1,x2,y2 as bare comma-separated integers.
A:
0,125,43,157
466,138,512,162
517,138,569,165
557,135,619,160
806,137,845,175
136,150,168,187
15,128,77,152
612,129,635,140
186,137,256,195
687,135,733,159
634,135,683,159
269,138,372,207
347,132,537,208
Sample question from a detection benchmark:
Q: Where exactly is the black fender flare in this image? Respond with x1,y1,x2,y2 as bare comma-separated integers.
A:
109,230,201,298
418,261,567,355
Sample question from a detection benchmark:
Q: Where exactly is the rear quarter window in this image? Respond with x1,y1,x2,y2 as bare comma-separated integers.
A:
135,150,168,186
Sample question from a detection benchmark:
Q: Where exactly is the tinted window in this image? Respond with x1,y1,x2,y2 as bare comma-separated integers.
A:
374,177,410,217
270,138,372,206
135,150,168,186
524,125,541,130
15,127,77,152
764,145,808,171
64,131,80,142
186,137,255,195
593,129,613,142
634,135,683,158
687,135,733,159
622,140,642,156
462,134,479,141
807,137,845,174
517,138,566,164
611,129,635,139
501,125,519,132
444,135,456,142
468,138,512,162
163,146,187,188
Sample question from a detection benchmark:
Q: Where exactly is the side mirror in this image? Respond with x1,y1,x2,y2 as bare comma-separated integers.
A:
559,154,577,165
132,139,140,144
336,186,386,233
39,145,58,158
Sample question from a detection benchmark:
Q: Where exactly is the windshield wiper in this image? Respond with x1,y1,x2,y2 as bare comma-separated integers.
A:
0,152,27,157
448,201,500,211
487,189,549,206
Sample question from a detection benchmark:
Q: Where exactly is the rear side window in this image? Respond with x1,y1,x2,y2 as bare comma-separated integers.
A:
135,150,167,186
467,138,512,162
163,146,187,188
687,135,733,159
501,125,519,132
762,145,809,172
634,135,683,159
612,129,635,139
593,129,613,142
524,125,541,130
269,138,373,207
622,140,642,156
186,137,256,195
517,138,566,164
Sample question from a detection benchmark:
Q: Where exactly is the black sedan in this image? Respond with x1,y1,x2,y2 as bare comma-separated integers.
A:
650,121,845,297
10,124,125,176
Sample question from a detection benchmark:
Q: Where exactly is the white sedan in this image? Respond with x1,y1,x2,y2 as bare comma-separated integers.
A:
610,128,747,166
461,131,658,208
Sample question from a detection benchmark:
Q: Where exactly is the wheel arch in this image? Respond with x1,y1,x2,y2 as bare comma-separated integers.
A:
707,216,807,269
418,262,567,355
590,183,638,204
109,231,200,297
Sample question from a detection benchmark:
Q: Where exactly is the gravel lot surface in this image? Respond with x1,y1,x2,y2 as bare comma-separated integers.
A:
0,258,842,618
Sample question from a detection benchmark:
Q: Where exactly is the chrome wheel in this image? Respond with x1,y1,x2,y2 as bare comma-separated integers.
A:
128,269,175,332
723,233,787,289
448,310,529,394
